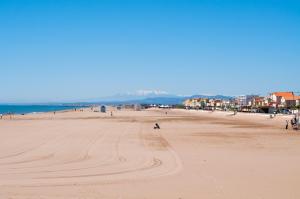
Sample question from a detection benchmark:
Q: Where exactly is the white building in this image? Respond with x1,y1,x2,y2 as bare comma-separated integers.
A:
236,95,258,106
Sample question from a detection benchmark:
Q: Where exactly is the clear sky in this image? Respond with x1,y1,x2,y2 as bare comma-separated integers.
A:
1,0,300,102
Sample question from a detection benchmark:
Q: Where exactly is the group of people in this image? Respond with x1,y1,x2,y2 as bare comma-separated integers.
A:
286,117,299,130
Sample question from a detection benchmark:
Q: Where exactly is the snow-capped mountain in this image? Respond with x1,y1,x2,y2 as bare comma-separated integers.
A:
82,90,234,105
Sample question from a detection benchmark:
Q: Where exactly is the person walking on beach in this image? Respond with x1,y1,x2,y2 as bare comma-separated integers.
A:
286,120,289,130
0,114,2,119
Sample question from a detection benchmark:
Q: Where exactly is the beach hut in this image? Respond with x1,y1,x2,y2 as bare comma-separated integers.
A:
100,105,106,113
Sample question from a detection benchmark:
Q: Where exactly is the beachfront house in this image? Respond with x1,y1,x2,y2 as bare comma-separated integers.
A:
183,98,208,109
270,92,294,108
183,99,193,108
184,97,232,111
280,95,300,108
249,96,276,113
252,97,265,107
210,99,222,109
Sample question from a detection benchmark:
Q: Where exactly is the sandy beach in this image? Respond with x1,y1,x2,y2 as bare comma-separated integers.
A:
0,108,299,199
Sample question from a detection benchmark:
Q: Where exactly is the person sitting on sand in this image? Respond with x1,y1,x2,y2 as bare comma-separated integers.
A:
291,118,295,126
154,123,160,129
291,117,299,130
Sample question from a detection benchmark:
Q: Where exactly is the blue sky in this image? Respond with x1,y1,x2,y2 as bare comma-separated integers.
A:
0,0,300,102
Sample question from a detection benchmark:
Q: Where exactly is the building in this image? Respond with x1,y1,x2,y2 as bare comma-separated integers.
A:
280,95,300,108
207,99,222,109
251,97,265,107
269,92,300,108
236,95,258,107
183,98,208,109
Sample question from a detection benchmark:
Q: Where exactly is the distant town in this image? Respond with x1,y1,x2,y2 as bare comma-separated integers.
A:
183,91,300,114
87,91,300,116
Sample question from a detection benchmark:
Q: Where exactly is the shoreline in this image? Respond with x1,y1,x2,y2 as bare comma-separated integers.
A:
0,105,89,117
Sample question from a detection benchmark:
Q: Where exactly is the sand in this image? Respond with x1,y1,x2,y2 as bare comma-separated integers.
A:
0,108,299,199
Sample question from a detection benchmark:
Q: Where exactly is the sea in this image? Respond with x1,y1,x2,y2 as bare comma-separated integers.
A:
0,105,85,115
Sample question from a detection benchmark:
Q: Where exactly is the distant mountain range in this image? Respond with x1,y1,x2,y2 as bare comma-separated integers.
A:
0,91,234,106
85,90,234,105
92,90,176,102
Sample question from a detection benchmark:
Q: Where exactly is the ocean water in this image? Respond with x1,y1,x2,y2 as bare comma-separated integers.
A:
0,105,83,115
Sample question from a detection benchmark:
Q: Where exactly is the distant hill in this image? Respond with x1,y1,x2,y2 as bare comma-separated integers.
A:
89,93,234,105
87,90,177,102
121,97,187,105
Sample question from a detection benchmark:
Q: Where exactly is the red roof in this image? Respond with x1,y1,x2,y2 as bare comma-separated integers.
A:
254,97,264,102
283,96,300,100
272,92,294,98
